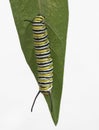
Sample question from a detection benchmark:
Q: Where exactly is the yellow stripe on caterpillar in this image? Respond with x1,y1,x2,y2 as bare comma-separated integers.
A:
34,39,49,46
33,31,47,38
38,78,53,83
37,65,53,71
39,85,52,92
36,57,52,63
35,48,50,54
32,25,46,30
38,73,53,78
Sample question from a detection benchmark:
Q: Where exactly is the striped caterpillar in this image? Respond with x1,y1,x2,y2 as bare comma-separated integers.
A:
25,15,53,112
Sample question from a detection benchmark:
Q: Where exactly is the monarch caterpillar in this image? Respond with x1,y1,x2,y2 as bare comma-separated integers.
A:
25,15,53,112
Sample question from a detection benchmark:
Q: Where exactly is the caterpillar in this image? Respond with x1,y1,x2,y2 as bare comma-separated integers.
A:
25,15,53,112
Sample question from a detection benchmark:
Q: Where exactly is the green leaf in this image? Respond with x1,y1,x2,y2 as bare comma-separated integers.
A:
9,0,69,125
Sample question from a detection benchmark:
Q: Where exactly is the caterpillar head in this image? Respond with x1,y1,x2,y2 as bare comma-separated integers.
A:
33,15,45,23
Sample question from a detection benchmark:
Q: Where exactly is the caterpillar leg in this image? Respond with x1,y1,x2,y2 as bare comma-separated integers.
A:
31,91,40,112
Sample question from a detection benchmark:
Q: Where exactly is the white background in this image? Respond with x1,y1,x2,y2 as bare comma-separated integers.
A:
0,0,99,130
